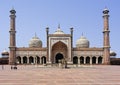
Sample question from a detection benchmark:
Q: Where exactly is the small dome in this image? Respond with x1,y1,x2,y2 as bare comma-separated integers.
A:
1,50,9,56
29,35,42,48
10,8,16,14
110,51,117,56
103,8,109,14
76,35,89,48
53,25,65,34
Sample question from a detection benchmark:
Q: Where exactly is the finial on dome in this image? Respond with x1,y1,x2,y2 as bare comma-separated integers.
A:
12,6,14,10
35,32,37,37
82,33,83,36
53,24,65,34
58,24,60,29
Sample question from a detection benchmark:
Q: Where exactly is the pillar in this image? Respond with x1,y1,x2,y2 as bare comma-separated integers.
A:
96,57,98,64
9,8,16,65
84,57,86,64
103,8,110,64
90,57,92,65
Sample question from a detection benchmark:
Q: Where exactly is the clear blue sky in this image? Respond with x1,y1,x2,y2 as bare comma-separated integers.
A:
0,0,120,57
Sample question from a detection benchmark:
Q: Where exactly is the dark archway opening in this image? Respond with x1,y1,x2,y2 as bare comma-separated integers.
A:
80,57,84,64
41,56,46,64
92,57,96,64
86,57,90,64
98,56,102,64
55,53,63,63
73,56,78,64
36,56,40,64
17,56,21,64
29,56,34,64
23,56,27,64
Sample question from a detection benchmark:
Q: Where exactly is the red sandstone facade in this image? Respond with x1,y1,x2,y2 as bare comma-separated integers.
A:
9,8,110,65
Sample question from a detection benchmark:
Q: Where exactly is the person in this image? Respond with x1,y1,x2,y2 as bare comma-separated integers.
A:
65,60,67,68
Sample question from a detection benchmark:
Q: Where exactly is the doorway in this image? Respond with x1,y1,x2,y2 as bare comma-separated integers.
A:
55,53,64,63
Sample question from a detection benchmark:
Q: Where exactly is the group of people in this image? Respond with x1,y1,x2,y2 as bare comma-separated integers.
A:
59,59,68,69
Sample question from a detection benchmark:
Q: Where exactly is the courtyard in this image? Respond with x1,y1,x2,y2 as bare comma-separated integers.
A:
0,65,120,85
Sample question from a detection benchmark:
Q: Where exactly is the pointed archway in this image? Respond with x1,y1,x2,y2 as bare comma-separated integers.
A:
52,41,67,63
23,56,27,64
73,56,78,64
55,53,63,63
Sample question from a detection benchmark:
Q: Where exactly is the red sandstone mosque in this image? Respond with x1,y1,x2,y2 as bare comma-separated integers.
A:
8,8,112,65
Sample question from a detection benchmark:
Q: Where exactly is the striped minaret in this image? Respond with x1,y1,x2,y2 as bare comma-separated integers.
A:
9,8,16,65
103,8,110,64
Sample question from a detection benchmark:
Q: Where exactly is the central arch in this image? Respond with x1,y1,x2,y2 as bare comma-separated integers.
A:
55,53,63,63
51,41,67,63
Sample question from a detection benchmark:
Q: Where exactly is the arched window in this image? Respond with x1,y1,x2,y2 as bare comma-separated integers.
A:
73,56,78,64
80,56,84,64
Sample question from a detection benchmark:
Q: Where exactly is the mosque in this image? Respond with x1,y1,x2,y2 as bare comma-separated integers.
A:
9,8,111,65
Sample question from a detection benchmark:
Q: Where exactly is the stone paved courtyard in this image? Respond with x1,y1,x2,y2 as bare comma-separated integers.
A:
0,65,120,85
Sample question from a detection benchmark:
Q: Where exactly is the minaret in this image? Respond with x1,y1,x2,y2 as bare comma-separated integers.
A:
9,8,16,65
70,27,73,61
46,27,49,63
103,8,110,64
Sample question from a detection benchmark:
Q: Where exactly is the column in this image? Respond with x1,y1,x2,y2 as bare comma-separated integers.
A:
90,57,92,65
21,57,23,64
34,57,36,64
96,57,98,64
84,57,86,64
40,57,41,64
27,57,29,64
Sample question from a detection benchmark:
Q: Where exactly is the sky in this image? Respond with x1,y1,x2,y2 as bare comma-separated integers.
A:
0,0,120,58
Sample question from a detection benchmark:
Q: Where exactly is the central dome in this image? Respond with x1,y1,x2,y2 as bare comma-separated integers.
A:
53,25,65,34
76,35,90,48
29,35,42,48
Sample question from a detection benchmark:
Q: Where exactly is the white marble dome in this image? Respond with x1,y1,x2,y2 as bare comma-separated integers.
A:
29,35,42,48
110,51,116,57
1,50,9,56
76,35,89,48
53,25,65,34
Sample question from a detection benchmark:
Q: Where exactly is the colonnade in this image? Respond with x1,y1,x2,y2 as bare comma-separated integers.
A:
16,56,46,64
73,56,103,64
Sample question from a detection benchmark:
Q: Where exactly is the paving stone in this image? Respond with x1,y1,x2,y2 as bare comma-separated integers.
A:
0,65,120,85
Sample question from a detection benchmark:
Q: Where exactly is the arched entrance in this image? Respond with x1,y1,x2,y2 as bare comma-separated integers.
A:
92,56,96,64
55,53,63,63
80,56,84,64
86,56,90,64
41,56,46,64
52,41,67,63
36,56,40,64
29,56,34,64
17,56,21,64
23,56,27,64
98,56,102,64
73,56,78,64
